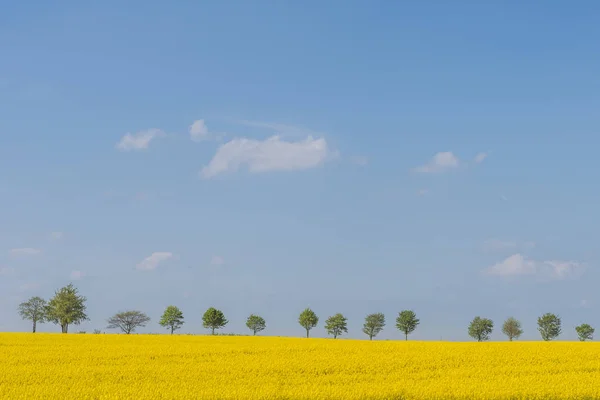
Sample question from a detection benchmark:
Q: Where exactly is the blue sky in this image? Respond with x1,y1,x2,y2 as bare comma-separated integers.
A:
1,1,599,340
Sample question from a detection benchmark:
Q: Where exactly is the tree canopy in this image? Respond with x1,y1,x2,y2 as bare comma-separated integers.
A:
396,310,419,340
468,317,494,342
325,313,348,339
501,317,523,341
575,323,594,342
246,314,266,335
363,313,385,340
45,284,88,333
159,306,185,334
298,308,319,338
203,307,228,335
537,313,561,341
18,296,47,333
107,310,151,334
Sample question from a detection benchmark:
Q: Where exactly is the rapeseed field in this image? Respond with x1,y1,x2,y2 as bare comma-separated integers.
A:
1,333,600,399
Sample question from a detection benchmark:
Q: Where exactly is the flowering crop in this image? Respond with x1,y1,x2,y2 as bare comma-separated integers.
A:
2,333,600,399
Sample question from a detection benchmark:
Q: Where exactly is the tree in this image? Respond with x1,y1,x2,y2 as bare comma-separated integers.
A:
45,284,88,333
501,317,523,341
468,316,494,342
396,310,419,340
538,313,561,341
298,308,319,338
18,296,47,333
325,313,348,339
363,313,385,340
575,323,594,342
246,314,266,336
203,307,228,335
159,306,185,334
107,310,150,334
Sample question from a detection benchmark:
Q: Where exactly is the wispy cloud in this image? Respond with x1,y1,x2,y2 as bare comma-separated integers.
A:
189,120,209,142
416,189,429,196
474,152,488,163
210,255,225,266
50,232,63,240
200,136,333,179
0,266,15,276
413,152,460,173
484,253,585,280
70,270,84,280
116,129,165,151
136,252,173,271
349,155,368,166
19,282,41,292
239,120,323,139
10,248,41,257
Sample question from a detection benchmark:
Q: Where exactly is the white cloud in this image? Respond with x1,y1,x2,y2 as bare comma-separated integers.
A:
70,270,84,280
10,248,41,257
210,255,224,266
239,120,321,138
136,252,173,271
485,253,584,280
189,120,209,142
474,152,488,163
50,232,63,240
200,136,332,179
413,152,460,173
116,129,164,151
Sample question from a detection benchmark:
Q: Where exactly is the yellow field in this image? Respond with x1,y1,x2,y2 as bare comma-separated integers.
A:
1,333,600,399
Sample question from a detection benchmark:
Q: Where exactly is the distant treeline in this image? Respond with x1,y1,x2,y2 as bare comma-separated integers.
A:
18,284,596,341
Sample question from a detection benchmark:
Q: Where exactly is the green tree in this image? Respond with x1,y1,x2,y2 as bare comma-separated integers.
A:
575,323,594,342
501,317,523,341
324,313,348,339
45,284,88,333
298,308,319,338
468,316,494,342
107,310,150,334
537,313,561,341
246,314,266,336
396,310,419,340
203,307,228,335
159,305,185,334
363,313,385,340
18,296,47,333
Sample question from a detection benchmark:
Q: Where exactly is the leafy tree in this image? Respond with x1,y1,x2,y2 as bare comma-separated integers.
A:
396,310,419,340
501,317,523,341
325,313,348,339
468,316,494,342
537,313,561,341
45,284,88,333
575,323,594,342
298,308,319,338
363,313,385,340
18,296,47,333
246,314,266,335
203,307,228,335
159,305,185,334
107,311,151,334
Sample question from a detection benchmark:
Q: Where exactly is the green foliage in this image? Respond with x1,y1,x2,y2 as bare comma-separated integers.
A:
18,296,47,333
501,317,523,341
363,313,385,340
202,307,228,335
246,314,266,335
159,305,185,334
298,308,319,338
107,310,151,334
396,310,419,340
468,316,494,342
45,284,89,333
93,329,102,334
324,313,348,339
575,323,594,342
537,313,561,341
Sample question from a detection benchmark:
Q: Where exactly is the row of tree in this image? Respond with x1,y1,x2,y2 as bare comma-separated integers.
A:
18,284,596,341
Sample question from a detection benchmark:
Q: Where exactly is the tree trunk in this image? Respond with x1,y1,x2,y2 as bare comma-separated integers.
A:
306,328,309,338
212,327,215,335
171,326,174,335
405,333,408,341
370,335,373,340
61,324,68,334
33,320,36,333
253,330,256,336
334,334,337,339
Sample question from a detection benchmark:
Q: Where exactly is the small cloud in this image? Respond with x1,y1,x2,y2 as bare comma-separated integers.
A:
474,152,488,163
413,152,460,173
50,232,63,240
484,253,585,280
189,119,209,142
10,248,41,257
350,156,369,166
580,299,589,308
501,194,508,201
70,270,84,280
116,129,164,151
19,282,41,292
210,256,225,266
416,189,429,196
200,136,333,179
136,252,173,271
0,266,15,276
